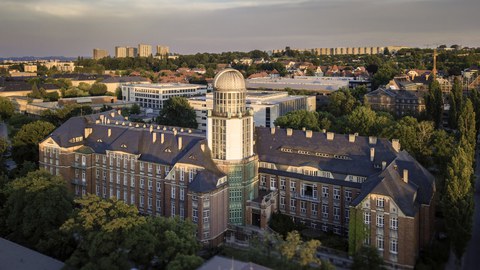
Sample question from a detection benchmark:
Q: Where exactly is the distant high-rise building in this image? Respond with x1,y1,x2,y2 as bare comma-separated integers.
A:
138,44,152,57
156,45,170,56
93,48,109,60
115,46,127,58
127,47,137,58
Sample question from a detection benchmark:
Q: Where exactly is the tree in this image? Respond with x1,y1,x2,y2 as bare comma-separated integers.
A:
351,246,384,270
372,62,398,89
448,77,463,129
157,96,198,129
129,103,141,115
0,170,74,259
269,212,297,237
62,195,203,269
299,239,321,267
425,80,443,128
89,83,108,96
328,89,358,116
348,208,367,256
442,147,474,263
274,110,320,131
0,97,15,120
115,87,123,100
346,106,377,136
28,83,43,99
458,99,476,162
12,120,55,164
280,231,301,261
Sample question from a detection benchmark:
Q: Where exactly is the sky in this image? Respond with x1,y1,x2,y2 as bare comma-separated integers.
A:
1,0,479,57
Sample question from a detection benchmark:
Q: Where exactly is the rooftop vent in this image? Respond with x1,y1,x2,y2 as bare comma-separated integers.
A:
370,147,375,162
348,134,355,143
270,127,276,135
305,130,313,138
369,136,377,145
326,132,334,141
286,128,293,136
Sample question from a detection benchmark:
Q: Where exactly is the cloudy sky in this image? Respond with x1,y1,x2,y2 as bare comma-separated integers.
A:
1,0,479,57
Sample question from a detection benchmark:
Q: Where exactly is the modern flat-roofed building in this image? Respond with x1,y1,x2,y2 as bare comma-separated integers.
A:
156,45,169,56
93,48,109,60
189,91,316,132
40,69,434,268
138,44,152,57
121,83,208,112
115,46,127,58
127,47,138,57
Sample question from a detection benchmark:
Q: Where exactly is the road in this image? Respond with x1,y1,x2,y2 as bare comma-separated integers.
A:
462,150,480,270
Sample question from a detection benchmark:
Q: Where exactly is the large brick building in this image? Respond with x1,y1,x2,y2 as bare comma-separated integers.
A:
39,69,435,268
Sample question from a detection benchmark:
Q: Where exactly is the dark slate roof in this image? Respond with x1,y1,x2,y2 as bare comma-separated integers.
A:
189,170,226,193
365,88,396,98
0,237,64,270
45,111,224,193
255,127,397,177
352,151,435,216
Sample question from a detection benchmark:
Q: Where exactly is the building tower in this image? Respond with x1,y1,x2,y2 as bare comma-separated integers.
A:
207,69,258,225
432,48,437,79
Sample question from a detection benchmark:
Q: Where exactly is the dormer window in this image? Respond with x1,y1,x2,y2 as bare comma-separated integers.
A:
97,139,103,143
164,148,171,153
121,144,127,148
69,136,83,143
377,197,385,208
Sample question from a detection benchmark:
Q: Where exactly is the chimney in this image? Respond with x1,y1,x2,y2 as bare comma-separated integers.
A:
270,127,276,135
403,169,409,184
286,128,293,136
117,109,121,115
178,137,183,150
110,112,115,118
326,132,334,141
152,132,157,143
392,139,401,152
369,136,377,145
348,134,356,143
108,128,111,137
322,129,326,133
305,130,313,138
173,129,177,136
370,147,375,162
302,127,306,131
188,129,192,134
382,161,387,170
149,125,153,133
84,128,92,138
160,133,165,144
99,115,105,123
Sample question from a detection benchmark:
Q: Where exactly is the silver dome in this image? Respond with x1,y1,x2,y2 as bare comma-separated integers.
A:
213,69,246,92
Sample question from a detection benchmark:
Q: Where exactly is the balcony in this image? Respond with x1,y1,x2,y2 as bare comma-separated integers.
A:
291,192,319,202
72,162,87,169
71,179,87,187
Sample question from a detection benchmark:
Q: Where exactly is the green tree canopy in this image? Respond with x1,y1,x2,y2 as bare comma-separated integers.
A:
351,246,384,270
0,97,15,120
425,80,443,128
12,120,55,164
89,83,108,96
157,96,198,129
274,110,320,131
328,89,358,117
0,170,74,259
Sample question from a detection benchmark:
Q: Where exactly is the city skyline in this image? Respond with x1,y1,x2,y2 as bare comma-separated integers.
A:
1,0,480,57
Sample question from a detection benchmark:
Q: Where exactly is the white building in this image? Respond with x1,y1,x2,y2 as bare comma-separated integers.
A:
189,91,316,132
121,83,208,113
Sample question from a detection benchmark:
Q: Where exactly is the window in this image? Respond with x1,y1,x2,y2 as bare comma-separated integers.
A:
192,209,198,223
322,186,329,198
140,178,144,189
300,201,306,213
124,191,127,202
203,210,210,223
96,169,100,179
156,199,161,211
290,181,296,192
280,177,286,190
148,179,153,190
364,212,371,225
377,214,384,227
270,176,276,190
180,206,185,219
280,196,285,209
148,163,152,173
189,169,194,182
180,188,185,201
131,194,135,204
334,207,340,221
156,182,161,192
96,185,100,195
139,162,144,172
148,197,152,209
290,199,296,211
116,173,120,184
377,236,384,250
345,208,350,222
116,189,120,199
377,197,384,208
171,186,176,199
102,187,106,198
131,176,135,187
390,217,398,230
333,188,340,200
109,188,113,198
171,202,175,216
345,190,352,202
322,204,329,218
260,175,266,187
140,195,144,207
390,239,398,254
311,203,318,216
180,168,184,182
123,175,128,186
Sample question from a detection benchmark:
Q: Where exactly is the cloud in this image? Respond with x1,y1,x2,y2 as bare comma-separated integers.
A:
0,0,479,57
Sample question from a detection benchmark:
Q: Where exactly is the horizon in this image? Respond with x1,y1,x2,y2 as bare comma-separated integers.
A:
1,0,480,57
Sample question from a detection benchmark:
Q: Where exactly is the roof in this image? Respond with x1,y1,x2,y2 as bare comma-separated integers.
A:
45,111,224,193
197,255,271,270
0,237,64,270
352,151,435,216
255,127,397,177
101,76,150,84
